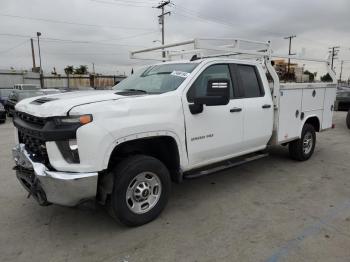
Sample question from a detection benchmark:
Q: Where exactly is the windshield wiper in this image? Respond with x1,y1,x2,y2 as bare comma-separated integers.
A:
117,89,148,94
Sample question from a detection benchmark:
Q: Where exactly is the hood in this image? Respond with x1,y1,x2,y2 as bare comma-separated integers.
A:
15,90,133,117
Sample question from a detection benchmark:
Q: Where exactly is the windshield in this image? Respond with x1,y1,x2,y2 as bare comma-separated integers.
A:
21,85,39,90
18,91,44,100
0,89,13,97
113,63,198,94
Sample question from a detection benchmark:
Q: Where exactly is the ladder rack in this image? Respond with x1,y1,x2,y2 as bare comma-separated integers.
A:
130,38,272,61
130,37,336,110
130,37,331,64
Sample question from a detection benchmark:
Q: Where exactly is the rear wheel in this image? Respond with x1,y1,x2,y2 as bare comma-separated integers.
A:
109,155,171,227
347,110,350,129
289,123,316,161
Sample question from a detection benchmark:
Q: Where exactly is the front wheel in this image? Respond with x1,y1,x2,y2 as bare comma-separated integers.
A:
109,155,171,227
289,123,316,161
347,110,350,129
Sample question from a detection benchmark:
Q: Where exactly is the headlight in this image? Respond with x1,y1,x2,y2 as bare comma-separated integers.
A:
52,114,92,164
55,114,93,125
0,104,4,110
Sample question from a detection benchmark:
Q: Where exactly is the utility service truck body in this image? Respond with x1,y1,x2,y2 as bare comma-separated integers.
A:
12,39,337,226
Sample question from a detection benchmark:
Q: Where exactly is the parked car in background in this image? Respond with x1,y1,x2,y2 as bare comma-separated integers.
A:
0,88,14,105
14,84,40,91
5,90,45,116
335,87,350,111
0,103,6,123
61,87,95,92
41,89,63,95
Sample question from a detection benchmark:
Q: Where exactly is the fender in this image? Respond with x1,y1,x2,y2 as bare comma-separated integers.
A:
102,130,188,170
299,114,321,136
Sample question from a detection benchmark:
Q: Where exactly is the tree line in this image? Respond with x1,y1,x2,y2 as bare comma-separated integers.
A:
64,65,89,75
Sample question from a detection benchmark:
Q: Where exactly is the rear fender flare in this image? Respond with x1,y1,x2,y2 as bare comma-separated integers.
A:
299,115,321,137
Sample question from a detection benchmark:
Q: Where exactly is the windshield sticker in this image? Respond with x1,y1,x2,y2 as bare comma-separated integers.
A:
171,71,190,78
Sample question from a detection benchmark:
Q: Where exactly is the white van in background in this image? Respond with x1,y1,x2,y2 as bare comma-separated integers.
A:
14,84,40,91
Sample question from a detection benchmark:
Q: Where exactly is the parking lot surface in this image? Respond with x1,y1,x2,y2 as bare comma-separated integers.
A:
1,112,350,262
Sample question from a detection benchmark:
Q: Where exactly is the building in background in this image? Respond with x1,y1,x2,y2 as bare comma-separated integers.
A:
0,69,126,90
273,59,310,82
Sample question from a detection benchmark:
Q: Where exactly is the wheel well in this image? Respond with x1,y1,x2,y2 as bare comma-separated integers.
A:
305,116,320,132
107,136,181,182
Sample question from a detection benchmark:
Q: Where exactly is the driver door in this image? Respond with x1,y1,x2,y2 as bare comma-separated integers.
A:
183,63,245,168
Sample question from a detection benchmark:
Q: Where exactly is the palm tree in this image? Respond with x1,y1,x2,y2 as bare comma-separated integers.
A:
64,65,74,75
74,65,89,75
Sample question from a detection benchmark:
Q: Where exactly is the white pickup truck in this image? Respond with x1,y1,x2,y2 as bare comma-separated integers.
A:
12,38,337,226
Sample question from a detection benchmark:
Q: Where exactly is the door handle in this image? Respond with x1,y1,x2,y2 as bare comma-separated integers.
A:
262,104,272,109
230,107,242,113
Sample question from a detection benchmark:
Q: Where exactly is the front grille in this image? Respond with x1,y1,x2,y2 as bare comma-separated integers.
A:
16,111,46,127
15,111,50,166
18,130,50,165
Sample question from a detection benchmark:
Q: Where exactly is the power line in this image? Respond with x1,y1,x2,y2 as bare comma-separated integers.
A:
0,32,148,47
40,37,146,47
0,13,155,31
96,30,159,43
112,0,158,4
172,4,341,49
43,52,127,56
173,4,286,37
0,39,29,54
90,0,154,8
0,33,32,38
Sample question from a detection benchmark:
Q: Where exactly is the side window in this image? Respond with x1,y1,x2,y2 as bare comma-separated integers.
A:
237,65,264,98
187,64,234,102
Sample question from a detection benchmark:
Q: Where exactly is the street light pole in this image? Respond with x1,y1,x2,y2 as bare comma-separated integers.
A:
37,32,44,88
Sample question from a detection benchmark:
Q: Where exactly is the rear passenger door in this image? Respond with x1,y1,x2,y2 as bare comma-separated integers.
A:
234,64,273,150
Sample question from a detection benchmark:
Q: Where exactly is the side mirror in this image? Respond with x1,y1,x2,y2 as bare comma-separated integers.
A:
189,79,230,114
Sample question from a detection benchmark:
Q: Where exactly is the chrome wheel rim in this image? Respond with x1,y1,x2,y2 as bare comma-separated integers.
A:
303,132,313,155
126,172,162,214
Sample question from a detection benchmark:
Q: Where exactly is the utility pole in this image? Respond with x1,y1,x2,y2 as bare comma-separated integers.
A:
329,46,340,71
339,60,344,83
37,32,44,88
30,38,36,71
284,35,296,79
92,62,96,89
155,0,172,59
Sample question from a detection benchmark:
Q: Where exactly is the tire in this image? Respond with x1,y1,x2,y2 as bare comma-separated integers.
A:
109,155,171,227
289,123,316,161
347,110,350,129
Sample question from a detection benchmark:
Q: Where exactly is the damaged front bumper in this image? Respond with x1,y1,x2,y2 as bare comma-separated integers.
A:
12,144,98,207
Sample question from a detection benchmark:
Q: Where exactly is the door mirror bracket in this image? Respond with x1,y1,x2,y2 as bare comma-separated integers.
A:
189,103,203,115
